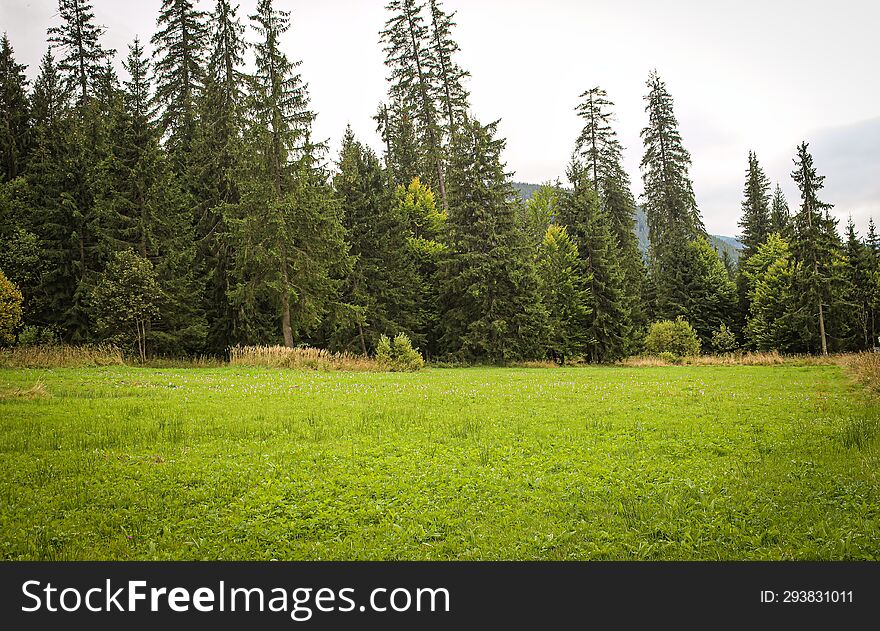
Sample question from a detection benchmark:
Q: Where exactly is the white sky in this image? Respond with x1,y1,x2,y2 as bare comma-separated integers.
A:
2,0,879,237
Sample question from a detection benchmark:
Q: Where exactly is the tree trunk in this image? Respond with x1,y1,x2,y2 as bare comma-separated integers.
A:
818,300,828,356
281,264,294,348
358,322,367,356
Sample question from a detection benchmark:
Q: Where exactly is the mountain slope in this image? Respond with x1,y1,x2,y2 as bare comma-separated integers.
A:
512,181,743,262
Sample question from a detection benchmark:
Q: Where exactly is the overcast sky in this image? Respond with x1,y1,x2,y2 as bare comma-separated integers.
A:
2,0,879,237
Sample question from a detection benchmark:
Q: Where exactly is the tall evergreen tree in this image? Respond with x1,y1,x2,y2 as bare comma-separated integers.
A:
789,142,836,355
380,0,448,210
770,184,790,235
24,52,80,336
228,0,349,348
192,0,248,353
558,162,631,362
439,117,546,362
738,151,772,259
640,70,704,258
94,39,207,355
0,34,31,181
151,0,207,162
842,218,872,350
536,224,592,363
425,0,469,140
46,0,114,104
743,233,798,352
332,128,422,353
574,86,646,334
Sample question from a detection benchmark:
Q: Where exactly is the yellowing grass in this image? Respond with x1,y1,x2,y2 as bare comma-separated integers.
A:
230,345,380,372
0,344,124,368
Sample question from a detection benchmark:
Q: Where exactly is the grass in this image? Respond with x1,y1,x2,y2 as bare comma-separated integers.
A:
230,345,381,372
0,363,878,560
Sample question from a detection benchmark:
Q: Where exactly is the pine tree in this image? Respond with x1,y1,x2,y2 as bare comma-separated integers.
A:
375,98,421,186
332,128,422,353
192,0,248,353
25,51,80,336
653,236,737,346
380,0,448,210
46,0,114,105
228,0,349,348
425,0,469,140
558,163,631,362
439,117,546,362
789,142,836,355
151,0,207,162
94,39,207,355
0,34,31,181
738,151,772,259
640,70,704,258
743,233,798,352
536,224,592,363
574,86,646,335
770,184,790,235
842,218,871,350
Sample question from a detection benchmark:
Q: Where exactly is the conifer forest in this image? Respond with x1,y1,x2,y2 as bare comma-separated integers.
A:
0,0,878,363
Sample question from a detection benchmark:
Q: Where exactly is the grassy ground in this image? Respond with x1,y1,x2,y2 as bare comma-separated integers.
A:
1,364,878,560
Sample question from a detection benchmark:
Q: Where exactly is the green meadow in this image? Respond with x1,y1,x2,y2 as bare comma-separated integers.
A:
1,364,878,560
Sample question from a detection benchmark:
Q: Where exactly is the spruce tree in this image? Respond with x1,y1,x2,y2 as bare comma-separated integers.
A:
640,70,704,257
94,39,207,355
738,151,772,259
380,0,448,210
743,233,798,352
439,117,546,362
375,98,421,186
151,0,207,162
536,224,592,363
193,0,248,353
25,52,79,336
229,0,349,348
0,34,31,181
789,142,836,355
842,218,871,350
332,128,422,353
770,184,790,235
425,0,469,140
558,163,631,362
46,0,113,104
574,86,646,334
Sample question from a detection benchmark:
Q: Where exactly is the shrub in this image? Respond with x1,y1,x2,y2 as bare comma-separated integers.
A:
657,351,680,364
0,268,23,346
644,317,701,358
16,325,59,347
376,333,425,372
711,324,738,355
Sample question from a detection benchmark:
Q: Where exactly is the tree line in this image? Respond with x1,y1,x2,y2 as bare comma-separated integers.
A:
0,0,876,361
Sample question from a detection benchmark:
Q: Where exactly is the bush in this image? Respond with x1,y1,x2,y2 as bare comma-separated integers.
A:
644,318,701,358
16,325,59,347
376,333,425,372
0,268,23,346
711,324,738,354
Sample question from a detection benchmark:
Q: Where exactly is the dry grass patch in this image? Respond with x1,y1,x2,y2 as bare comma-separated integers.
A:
0,380,48,400
230,345,380,372
843,352,880,396
0,344,124,368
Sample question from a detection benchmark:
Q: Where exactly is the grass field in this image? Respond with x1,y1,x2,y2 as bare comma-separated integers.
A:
1,364,878,560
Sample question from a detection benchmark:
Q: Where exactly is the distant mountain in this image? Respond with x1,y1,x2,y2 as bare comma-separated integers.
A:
512,181,743,262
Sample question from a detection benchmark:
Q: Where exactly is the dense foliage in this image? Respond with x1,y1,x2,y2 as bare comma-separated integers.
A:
0,0,876,361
